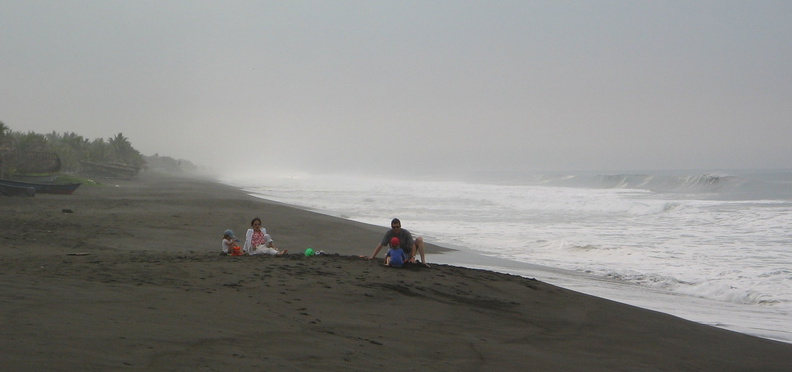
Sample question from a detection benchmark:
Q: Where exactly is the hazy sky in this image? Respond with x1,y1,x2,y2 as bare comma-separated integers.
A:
2,1,790,175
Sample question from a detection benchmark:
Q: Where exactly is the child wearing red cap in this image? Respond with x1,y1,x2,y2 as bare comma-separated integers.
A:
385,237,408,268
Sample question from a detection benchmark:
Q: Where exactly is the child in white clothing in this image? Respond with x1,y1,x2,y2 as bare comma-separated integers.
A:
222,229,242,256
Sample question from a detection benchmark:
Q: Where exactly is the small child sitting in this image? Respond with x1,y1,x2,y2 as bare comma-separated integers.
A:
222,229,243,256
385,237,407,268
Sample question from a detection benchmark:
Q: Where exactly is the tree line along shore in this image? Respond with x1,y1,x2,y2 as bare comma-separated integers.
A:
0,121,197,178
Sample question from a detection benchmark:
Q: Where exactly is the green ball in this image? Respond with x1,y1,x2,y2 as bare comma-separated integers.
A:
304,248,315,256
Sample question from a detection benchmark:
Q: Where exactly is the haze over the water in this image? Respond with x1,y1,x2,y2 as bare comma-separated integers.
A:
2,1,790,176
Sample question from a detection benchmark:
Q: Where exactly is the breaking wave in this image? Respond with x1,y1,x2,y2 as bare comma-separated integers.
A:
603,270,786,306
509,171,792,199
594,174,745,193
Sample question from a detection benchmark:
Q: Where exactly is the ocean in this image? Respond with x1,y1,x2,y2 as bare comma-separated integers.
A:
225,169,792,343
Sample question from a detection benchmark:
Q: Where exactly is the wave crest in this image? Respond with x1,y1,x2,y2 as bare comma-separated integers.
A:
595,174,745,193
602,270,783,306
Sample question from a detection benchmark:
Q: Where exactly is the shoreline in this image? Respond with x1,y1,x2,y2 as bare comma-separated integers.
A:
441,251,792,344
236,180,792,344
2,172,791,370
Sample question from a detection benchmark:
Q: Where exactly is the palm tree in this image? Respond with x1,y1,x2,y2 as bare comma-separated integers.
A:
108,133,132,163
13,131,48,153
0,121,8,178
47,131,88,171
87,138,107,162
0,121,9,148
108,133,144,167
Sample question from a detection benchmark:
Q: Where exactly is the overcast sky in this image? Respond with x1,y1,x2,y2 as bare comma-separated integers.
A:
2,1,790,176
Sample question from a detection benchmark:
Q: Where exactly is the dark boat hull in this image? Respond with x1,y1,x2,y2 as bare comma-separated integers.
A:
0,183,35,197
0,180,81,195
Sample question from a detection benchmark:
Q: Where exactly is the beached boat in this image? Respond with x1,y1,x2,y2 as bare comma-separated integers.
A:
0,182,35,197
0,179,81,195
10,174,59,183
80,161,140,179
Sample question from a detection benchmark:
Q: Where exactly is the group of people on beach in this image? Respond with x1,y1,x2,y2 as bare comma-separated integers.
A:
222,217,288,256
221,217,429,268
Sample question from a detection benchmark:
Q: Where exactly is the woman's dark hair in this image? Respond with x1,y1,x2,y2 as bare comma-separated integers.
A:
251,217,262,226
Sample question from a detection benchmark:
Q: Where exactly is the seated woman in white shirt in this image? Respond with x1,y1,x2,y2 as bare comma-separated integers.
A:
243,217,287,255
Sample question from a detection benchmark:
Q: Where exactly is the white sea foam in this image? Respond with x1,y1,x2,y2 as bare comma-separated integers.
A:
225,170,792,343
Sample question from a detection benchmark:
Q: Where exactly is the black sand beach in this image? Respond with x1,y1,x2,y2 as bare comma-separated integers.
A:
2,173,791,371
